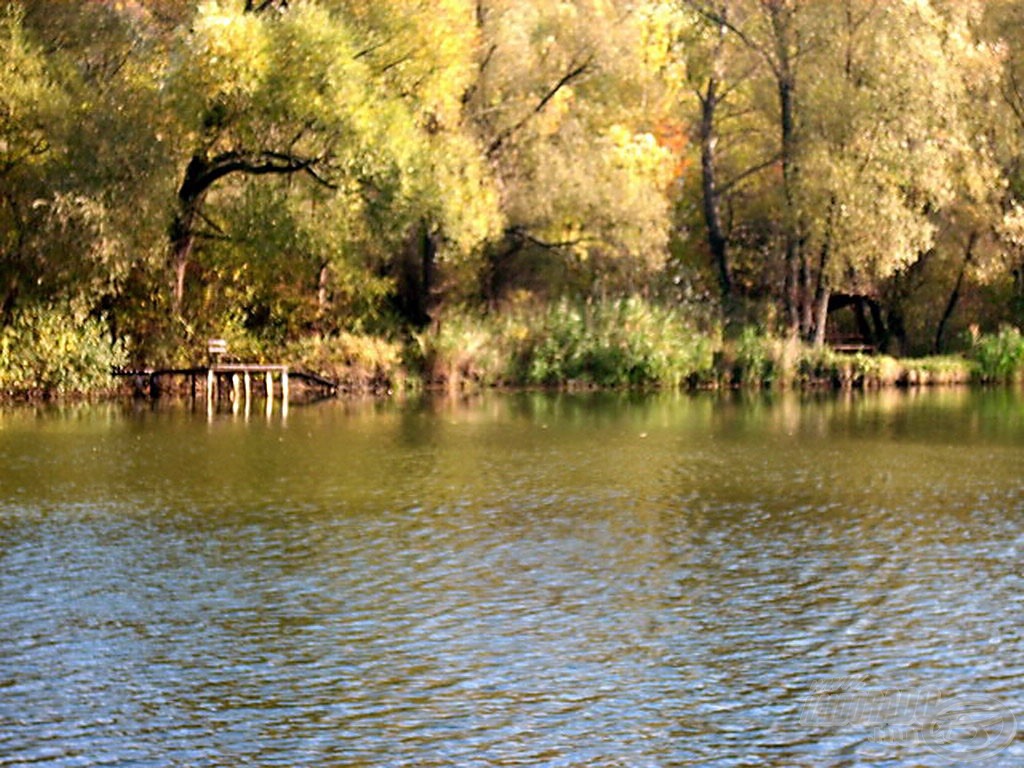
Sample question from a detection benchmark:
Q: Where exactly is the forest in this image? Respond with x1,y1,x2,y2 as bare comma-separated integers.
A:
2,0,1024,395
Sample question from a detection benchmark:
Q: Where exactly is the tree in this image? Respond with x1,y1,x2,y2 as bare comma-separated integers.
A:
160,0,506,336
464,0,682,305
330,0,503,325
681,0,1002,345
0,4,62,321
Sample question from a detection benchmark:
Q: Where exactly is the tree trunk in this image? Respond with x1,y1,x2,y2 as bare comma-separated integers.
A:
701,90,731,300
392,220,438,328
772,6,801,338
866,298,886,346
2,198,27,325
698,23,732,319
1,273,19,326
316,260,331,329
169,154,209,318
810,251,831,348
812,282,830,348
934,231,977,354
810,197,837,346
799,253,814,339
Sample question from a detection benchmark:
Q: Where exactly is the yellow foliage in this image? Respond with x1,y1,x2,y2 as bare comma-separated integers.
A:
188,2,270,99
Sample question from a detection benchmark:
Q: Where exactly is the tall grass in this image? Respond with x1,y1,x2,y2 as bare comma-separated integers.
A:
719,329,975,388
413,308,1016,391
414,298,717,390
970,325,1024,383
510,298,715,388
284,333,405,392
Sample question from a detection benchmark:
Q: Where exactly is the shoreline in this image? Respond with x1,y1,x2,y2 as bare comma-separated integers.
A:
0,353,1018,406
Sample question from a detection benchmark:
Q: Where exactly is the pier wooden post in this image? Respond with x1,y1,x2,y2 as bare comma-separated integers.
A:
116,351,327,415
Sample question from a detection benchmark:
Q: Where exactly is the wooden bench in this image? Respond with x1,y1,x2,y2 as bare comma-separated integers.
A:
207,338,228,364
827,336,877,355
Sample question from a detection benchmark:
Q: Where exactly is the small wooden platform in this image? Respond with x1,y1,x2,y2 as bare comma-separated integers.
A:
112,339,337,410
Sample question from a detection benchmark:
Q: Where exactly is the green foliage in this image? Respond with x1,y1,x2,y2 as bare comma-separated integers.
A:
283,333,405,392
412,298,716,390
414,313,509,389
508,298,714,388
971,326,1024,382
465,0,681,295
730,328,779,387
0,0,1023,397
0,4,59,173
899,356,972,386
795,350,974,388
0,304,126,396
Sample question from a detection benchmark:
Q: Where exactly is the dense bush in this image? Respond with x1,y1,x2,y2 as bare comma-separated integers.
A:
970,326,1024,383
506,298,713,388
414,298,716,390
0,305,126,397
284,333,405,391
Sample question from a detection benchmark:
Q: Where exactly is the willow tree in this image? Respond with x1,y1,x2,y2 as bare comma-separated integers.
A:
328,0,504,325
0,5,61,321
980,0,1024,328
2,1,172,328
682,0,1000,344
463,0,683,303
161,0,505,336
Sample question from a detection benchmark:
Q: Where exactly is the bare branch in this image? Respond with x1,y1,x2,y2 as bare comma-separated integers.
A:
510,226,587,251
487,56,593,158
719,152,783,196
244,0,288,14
353,39,391,61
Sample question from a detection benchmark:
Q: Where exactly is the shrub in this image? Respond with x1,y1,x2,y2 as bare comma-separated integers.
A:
413,298,716,390
0,304,126,397
508,298,714,388
414,313,507,390
731,327,777,386
971,326,1024,383
284,333,405,391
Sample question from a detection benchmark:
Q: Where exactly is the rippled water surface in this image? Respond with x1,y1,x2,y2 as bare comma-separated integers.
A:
1,389,1022,766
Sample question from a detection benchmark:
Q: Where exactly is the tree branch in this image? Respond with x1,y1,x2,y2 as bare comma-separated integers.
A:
510,226,587,251
353,39,391,61
178,150,333,204
244,0,288,14
719,152,783,196
684,0,780,80
487,56,593,158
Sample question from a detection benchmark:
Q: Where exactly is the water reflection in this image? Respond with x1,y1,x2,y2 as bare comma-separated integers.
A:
0,389,1021,766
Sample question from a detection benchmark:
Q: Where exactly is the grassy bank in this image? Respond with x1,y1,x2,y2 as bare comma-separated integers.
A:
409,304,1024,393
2,300,1023,400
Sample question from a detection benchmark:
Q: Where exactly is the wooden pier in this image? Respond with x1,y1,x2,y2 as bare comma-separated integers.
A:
113,339,337,413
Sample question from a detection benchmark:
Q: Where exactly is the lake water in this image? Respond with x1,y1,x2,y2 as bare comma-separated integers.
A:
0,389,1021,767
